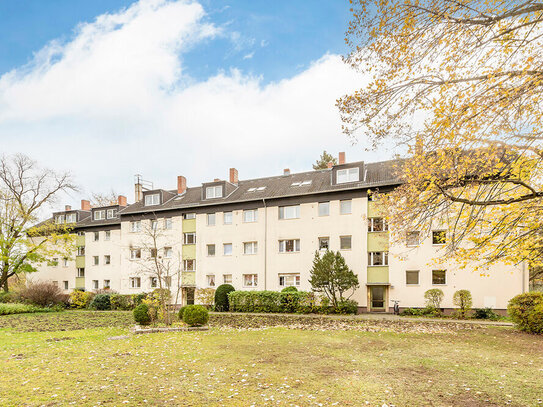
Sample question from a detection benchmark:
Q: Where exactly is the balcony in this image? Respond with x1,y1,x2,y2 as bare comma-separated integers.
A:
182,244,196,260
367,232,389,252
182,218,196,233
75,277,85,289
76,234,85,246
181,271,196,286
75,255,85,268
367,266,389,284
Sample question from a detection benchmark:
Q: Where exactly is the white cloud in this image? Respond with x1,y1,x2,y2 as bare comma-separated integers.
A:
0,0,385,210
242,52,254,60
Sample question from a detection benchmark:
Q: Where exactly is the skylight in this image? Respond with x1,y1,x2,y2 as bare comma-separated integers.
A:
291,180,312,187
248,186,267,192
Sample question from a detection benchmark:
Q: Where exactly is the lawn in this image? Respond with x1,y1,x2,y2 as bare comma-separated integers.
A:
0,312,542,406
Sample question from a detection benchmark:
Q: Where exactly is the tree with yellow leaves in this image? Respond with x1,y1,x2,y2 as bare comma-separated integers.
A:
338,1,543,275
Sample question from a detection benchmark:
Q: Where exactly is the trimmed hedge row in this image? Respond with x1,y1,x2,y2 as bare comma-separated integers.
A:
228,290,357,314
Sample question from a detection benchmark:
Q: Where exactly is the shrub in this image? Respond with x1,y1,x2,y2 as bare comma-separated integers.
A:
474,307,500,320
110,294,133,310
424,289,444,310
280,291,301,313
453,290,473,318
183,305,209,326
195,288,215,307
178,306,187,320
0,303,56,315
89,294,111,310
508,292,543,334
132,293,147,307
334,299,358,314
0,291,16,303
229,290,325,314
70,290,95,309
281,286,298,293
400,307,424,316
214,284,235,311
18,281,66,307
133,304,151,325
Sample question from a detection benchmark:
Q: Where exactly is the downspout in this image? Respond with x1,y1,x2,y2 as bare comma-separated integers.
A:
263,198,267,290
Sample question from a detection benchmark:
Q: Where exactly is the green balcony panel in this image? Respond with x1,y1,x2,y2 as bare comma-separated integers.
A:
367,201,386,218
182,218,196,233
75,255,85,268
182,271,196,286
367,232,389,252
76,234,85,246
75,277,85,289
367,266,389,284
182,244,196,260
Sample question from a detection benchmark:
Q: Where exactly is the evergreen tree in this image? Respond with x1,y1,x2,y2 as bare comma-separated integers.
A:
312,151,337,170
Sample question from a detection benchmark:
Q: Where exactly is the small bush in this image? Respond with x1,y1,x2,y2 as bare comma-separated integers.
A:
214,284,235,312
178,306,187,320
132,293,148,307
474,307,500,320
0,291,16,303
18,281,66,307
183,305,209,326
195,288,215,307
70,290,95,309
90,294,111,310
400,307,423,316
424,289,444,310
110,294,133,310
133,304,151,325
453,290,473,319
334,299,358,314
0,303,55,315
281,286,298,293
508,292,543,334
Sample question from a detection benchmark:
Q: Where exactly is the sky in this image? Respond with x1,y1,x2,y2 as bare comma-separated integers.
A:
0,0,389,211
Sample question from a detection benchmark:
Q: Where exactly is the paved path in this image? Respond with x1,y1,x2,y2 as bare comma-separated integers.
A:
212,312,514,327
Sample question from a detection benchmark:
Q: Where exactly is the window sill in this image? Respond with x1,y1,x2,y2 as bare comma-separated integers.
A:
406,284,420,286
340,248,352,251
432,284,447,286
279,251,300,254
367,265,388,267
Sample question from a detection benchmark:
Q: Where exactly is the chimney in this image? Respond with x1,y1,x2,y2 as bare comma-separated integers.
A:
327,162,333,169
283,168,290,176
135,182,143,202
177,176,187,194
81,200,91,211
118,195,127,207
229,168,238,184
65,205,72,211
339,152,346,165
214,178,220,182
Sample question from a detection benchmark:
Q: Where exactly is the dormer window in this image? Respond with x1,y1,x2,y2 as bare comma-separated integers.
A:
106,209,117,219
55,215,65,224
94,210,105,221
206,185,223,199
66,213,77,223
337,168,359,184
145,194,160,206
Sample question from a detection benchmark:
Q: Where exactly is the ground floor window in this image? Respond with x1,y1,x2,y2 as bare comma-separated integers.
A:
77,268,85,277
279,239,300,253
340,236,352,250
243,274,258,287
130,277,141,288
318,237,329,250
406,270,419,285
432,270,446,285
207,274,216,287
183,259,195,271
279,274,300,287
130,248,141,260
104,280,110,289
63,281,69,290
92,280,99,290
223,274,232,284
150,277,158,288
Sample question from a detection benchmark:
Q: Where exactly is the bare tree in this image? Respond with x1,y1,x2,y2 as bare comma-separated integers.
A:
91,189,119,207
0,154,77,291
135,216,183,325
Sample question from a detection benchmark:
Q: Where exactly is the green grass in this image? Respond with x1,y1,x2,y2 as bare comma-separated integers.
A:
0,311,542,406
0,303,55,315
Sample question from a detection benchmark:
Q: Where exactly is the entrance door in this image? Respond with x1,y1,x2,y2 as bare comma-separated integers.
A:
369,286,386,312
183,287,195,305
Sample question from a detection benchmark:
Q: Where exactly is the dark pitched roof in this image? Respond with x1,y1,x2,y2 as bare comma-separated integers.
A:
119,159,401,215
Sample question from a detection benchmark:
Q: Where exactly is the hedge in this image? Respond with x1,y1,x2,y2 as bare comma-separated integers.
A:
227,291,357,314
0,303,56,315
508,292,543,334
183,305,209,326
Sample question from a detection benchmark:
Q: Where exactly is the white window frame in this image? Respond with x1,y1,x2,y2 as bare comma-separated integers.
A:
207,213,216,226
105,231,111,241
278,273,301,287
337,167,359,183
223,211,233,225
278,205,300,220
318,202,330,217
406,270,420,285
406,231,420,247
207,244,216,257
93,231,99,241
207,274,216,287
340,200,352,215
183,213,196,219
66,213,77,223
183,259,195,271
368,217,388,232
223,274,232,284
164,218,172,230
63,281,69,290
243,274,258,287
62,258,68,267
129,277,141,289
368,251,389,266
243,209,258,223
104,280,110,289
130,221,141,233
93,210,105,221
106,209,117,219
150,277,158,288
55,215,65,224
318,237,330,251
77,268,85,277
432,269,447,285
432,230,447,245
279,239,300,253
144,193,160,206
92,280,99,290
183,232,196,245
104,255,111,265
340,235,352,250
223,243,233,256
130,248,142,260
206,185,223,199
164,247,173,258
243,241,258,255
93,256,99,266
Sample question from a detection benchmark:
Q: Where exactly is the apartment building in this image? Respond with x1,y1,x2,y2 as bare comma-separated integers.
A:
30,153,528,312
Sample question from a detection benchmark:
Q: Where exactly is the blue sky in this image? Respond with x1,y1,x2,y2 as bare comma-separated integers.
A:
0,0,351,82
0,0,383,211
